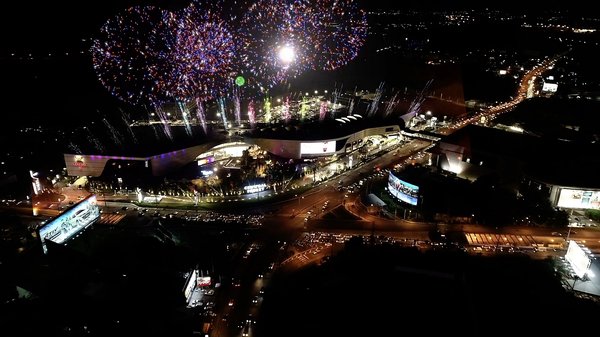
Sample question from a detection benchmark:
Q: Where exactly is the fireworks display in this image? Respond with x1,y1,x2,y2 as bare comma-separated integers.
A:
91,6,178,107
91,0,369,129
307,0,368,71
170,0,237,102
237,0,315,87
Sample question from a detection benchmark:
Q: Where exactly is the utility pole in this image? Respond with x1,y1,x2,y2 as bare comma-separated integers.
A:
565,227,572,246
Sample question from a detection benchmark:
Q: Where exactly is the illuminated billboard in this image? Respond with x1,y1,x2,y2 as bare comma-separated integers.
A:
557,189,600,210
183,269,198,302
542,82,558,92
566,240,591,278
300,141,336,155
198,276,211,287
38,195,100,254
388,172,419,206
244,183,266,193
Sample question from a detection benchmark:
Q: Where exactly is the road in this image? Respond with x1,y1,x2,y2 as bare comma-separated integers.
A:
11,51,596,337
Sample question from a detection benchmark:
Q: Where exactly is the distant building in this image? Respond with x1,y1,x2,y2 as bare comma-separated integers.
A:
431,123,600,210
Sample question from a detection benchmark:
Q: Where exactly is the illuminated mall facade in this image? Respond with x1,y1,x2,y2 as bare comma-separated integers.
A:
64,124,402,177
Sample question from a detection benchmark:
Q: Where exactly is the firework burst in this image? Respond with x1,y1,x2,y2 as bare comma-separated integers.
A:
307,0,367,71
237,0,315,87
171,0,237,102
91,6,178,106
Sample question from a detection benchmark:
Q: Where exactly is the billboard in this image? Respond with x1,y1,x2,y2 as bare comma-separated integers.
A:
183,269,198,301
566,240,591,278
557,189,600,210
198,276,211,287
300,141,336,155
38,195,100,254
542,82,558,92
388,172,419,206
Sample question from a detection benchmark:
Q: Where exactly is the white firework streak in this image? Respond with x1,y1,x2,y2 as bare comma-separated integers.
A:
154,105,173,140
348,98,355,116
407,79,434,118
234,86,241,126
332,84,342,107
67,142,82,154
195,98,207,134
218,97,227,130
102,118,124,145
178,101,193,136
83,127,105,152
368,82,385,117
120,111,138,144
384,91,400,118
248,101,256,128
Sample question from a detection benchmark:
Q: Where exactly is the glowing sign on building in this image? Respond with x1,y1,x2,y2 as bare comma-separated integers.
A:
72,155,87,169
198,276,211,287
244,183,267,193
301,141,336,155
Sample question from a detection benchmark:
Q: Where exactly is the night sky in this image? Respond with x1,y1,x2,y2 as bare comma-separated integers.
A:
1,0,595,49
0,0,596,132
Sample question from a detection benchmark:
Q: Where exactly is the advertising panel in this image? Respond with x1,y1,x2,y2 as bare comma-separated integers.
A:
388,172,419,206
542,82,558,92
183,269,198,301
566,240,591,278
38,195,101,254
557,189,600,210
300,141,336,155
198,276,211,287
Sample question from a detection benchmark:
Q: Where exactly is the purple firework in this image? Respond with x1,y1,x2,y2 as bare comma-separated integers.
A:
307,0,367,71
91,6,178,107
171,0,237,102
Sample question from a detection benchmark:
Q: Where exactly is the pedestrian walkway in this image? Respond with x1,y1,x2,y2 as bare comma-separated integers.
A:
465,232,538,247
96,213,126,225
